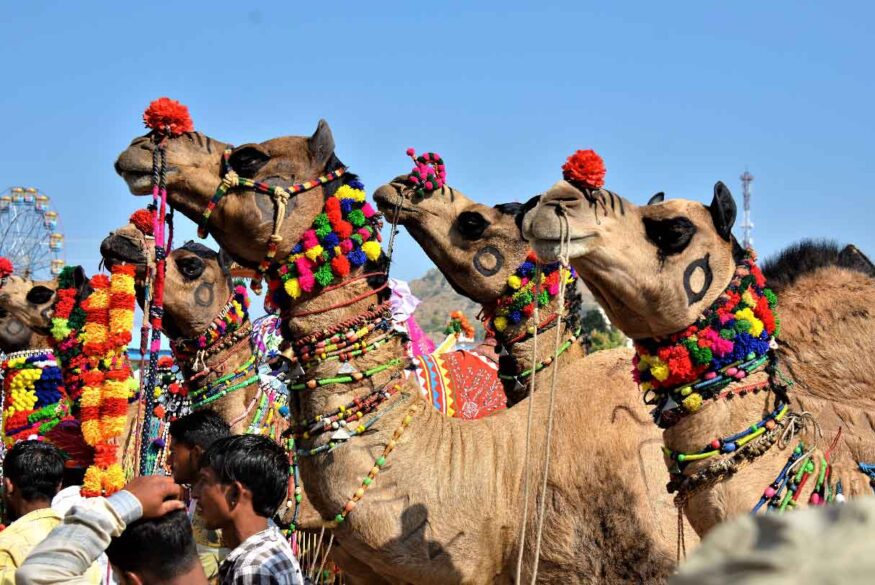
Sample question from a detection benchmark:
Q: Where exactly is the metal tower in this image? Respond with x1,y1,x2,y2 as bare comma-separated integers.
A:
739,169,754,249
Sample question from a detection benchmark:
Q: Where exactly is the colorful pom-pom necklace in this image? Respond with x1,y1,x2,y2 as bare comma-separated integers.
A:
2,350,72,446
170,283,250,362
633,252,780,420
490,252,577,334
266,179,384,310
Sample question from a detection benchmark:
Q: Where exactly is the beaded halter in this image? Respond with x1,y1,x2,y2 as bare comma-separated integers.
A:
198,147,348,291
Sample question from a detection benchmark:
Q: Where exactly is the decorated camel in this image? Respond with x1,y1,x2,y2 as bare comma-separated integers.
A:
521,150,875,536
115,104,681,582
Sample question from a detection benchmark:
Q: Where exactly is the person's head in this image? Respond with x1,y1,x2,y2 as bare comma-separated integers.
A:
106,509,207,585
168,410,230,484
193,434,287,531
2,440,63,519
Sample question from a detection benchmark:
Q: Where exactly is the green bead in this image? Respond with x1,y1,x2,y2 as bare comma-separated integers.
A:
805,461,815,473
376,456,386,467
289,523,296,532
295,494,302,502
747,352,756,360
335,514,344,523
677,454,686,462
363,477,373,486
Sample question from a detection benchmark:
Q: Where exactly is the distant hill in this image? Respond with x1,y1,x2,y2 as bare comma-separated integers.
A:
406,267,600,343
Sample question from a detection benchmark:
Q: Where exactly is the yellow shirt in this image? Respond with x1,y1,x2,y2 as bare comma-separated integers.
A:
190,500,228,585
0,508,102,585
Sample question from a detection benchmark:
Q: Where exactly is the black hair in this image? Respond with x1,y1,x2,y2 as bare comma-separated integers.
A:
762,239,875,293
3,440,64,502
200,434,287,518
106,509,198,580
169,410,231,450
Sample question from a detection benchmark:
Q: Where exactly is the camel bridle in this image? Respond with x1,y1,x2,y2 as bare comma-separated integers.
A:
197,147,347,291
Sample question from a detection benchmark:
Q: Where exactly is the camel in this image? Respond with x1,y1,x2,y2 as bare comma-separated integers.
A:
115,121,682,583
0,303,47,354
522,176,875,536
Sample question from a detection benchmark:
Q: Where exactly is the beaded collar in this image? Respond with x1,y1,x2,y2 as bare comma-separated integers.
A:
633,253,780,422
265,179,384,313
170,284,250,361
489,253,577,334
2,349,72,445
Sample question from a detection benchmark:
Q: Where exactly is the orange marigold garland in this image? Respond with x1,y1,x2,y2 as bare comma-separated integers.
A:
562,149,606,190
79,264,137,497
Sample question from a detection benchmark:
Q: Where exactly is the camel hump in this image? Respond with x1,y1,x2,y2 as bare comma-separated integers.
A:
761,238,874,293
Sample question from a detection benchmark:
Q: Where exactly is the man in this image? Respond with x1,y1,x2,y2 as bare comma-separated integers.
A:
0,440,100,584
168,410,231,583
18,475,207,585
195,435,303,585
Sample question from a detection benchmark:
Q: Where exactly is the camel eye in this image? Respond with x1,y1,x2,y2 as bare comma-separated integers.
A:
643,216,697,258
456,211,489,240
26,286,54,305
176,256,205,280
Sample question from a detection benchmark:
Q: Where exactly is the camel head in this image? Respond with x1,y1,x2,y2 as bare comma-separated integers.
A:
0,273,79,336
373,179,533,306
522,180,741,339
115,120,342,268
101,224,234,341
0,305,38,353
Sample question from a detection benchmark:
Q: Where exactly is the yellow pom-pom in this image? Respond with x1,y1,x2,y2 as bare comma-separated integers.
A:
284,278,302,299
493,316,508,332
682,393,704,412
735,307,764,337
639,381,653,392
335,185,366,202
362,241,382,262
82,466,103,496
102,464,126,494
507,275,522,290
650,362,670,382
304,245,324,262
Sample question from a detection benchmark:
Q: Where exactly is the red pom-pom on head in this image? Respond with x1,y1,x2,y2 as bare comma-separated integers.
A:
129,209,154,236
562,149,606,189
143,97,194,137
0,257,13,280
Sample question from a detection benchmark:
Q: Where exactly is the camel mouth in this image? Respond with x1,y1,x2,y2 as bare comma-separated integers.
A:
100,234,149,282
373,182,421,219
115,154,177,195
530,234,598,262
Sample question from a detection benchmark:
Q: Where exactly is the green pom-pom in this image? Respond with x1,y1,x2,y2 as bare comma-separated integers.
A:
348,209,366,227
537,290,550,306
764,288,778,308
690,346,713,365
734,319,751,333
314,264,334,287
720,328,735,340
313,213,330,230
350,234,363,245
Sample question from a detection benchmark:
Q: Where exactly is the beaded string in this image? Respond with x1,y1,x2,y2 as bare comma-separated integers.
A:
663,402,789,473
188,356,260,411
751,441,806,513
859,463,875,495
288,358,404,392
292,303,392,349
498,328,582,383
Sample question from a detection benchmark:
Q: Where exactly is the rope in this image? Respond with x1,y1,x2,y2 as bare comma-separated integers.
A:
529,208,571,583
514,265,542,583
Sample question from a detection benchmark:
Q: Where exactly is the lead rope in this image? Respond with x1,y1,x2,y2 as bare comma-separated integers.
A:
529,208,571,583
514,265,542,583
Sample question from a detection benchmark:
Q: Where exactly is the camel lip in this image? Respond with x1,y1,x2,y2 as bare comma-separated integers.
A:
373,185,420,216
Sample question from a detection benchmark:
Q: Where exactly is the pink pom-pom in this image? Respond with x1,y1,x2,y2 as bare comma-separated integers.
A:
424,181,433,190
361,203,376,218
340,239,354,253
357,228,371,240
302,230,319,249
408,175,420,184
406,147,416,157
810,493,822,505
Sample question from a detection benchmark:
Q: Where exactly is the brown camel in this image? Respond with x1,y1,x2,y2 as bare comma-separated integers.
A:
116,122,681,583
0,303,47,354
523,178,875,536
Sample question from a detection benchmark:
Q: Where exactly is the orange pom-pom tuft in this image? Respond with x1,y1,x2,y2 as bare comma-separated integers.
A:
143,97,194,137
562,149,606,189
129,209,154,236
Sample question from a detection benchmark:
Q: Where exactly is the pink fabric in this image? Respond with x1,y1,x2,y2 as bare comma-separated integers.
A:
406,315,435,356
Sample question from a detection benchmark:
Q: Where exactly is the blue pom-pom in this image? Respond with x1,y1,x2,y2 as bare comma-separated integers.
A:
509,310,523,324
348,250,367,266
152,438,166,448
292,242,304,254
340,199,355,214
348,179,365,190
322,233,340,248
518,261,535,276
279,405,290,417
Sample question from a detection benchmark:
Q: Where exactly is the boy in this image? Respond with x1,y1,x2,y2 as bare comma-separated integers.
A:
0,440,100,584
18,474,206,585
195,435,303,585
168,410,231,583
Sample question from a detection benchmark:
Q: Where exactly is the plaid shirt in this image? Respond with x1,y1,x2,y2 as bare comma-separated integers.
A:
218,526,303,585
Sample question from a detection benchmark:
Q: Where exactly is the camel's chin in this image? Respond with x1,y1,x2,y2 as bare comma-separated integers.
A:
531,236,596,262
120,172,153,195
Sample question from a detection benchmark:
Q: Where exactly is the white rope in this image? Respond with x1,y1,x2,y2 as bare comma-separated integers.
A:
529,210,571,583
514,264,543,583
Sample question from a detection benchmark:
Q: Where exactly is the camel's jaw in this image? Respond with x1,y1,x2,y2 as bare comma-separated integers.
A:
100,233,149,283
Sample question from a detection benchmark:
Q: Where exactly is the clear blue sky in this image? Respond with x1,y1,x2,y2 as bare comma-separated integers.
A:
2,1,873,294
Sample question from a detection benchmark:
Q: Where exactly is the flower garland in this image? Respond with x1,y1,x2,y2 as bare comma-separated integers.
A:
444,311,475,339
490,252,577,333
266,180,383,310
2,350,72,446
48,265,137,496
170,283,250,361
633,253,779,414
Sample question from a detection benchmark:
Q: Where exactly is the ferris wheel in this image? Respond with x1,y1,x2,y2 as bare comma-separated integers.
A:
0,187,65,279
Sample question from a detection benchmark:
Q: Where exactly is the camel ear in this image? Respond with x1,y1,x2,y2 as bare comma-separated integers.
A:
217,249,234,277
709,181,736,241
72,266,94,299
309,119,335,168
647,192,665,205
838,244,875,277
228,144,271,179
